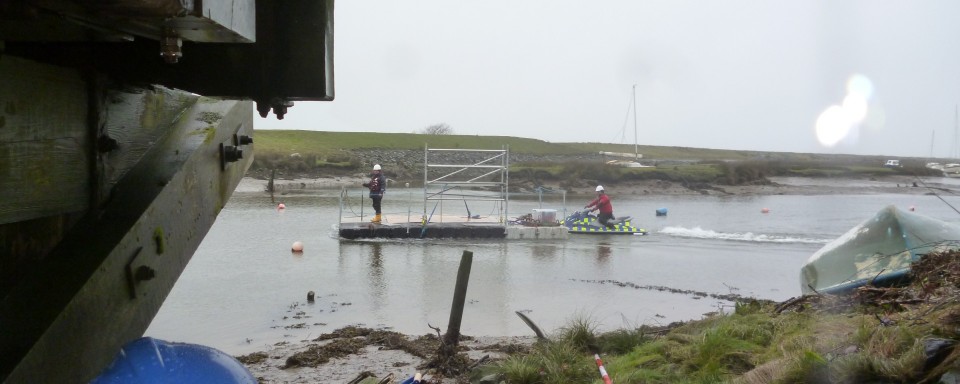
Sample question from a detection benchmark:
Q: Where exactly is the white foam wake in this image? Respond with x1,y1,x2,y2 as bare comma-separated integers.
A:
659,226,830,244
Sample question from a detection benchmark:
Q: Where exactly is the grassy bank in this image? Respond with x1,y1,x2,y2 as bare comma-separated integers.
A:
251,130,942,186
254,130,581,156
253,130,914,161
472,250,960,383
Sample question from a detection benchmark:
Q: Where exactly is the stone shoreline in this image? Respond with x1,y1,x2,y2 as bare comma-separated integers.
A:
237,174,956,197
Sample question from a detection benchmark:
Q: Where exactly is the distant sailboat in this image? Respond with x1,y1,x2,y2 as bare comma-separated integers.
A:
943,105,960,177
601,84,649,168
927,130,945,171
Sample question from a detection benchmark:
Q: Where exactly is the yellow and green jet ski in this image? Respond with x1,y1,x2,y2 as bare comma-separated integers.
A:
564,210,648,235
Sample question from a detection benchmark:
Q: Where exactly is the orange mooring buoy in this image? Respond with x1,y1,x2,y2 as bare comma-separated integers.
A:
291,241,303,252
761,208,770,214
278,203,286,210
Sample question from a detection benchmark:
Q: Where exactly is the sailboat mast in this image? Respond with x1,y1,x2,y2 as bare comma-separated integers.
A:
632,84,638,160
931,130,936,158
950,105,960,159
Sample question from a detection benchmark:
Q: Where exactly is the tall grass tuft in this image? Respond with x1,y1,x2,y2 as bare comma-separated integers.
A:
557,314,599,353
536,341,595,383
597,328,648,354
494,340,597,384
497,355,540,384
779,350,830,383
828,329,926,383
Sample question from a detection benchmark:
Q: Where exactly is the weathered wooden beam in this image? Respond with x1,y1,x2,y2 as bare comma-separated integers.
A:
0,89,254,383
2,0,335,118
0,55,89,225
1,0,256,43
97,86,200,198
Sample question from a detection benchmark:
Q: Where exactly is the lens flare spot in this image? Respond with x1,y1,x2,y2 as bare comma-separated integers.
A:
847,74,874,100
842,94,868,123
816,105,851,147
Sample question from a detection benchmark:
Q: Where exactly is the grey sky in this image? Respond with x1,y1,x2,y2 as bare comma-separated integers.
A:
255,0,960,158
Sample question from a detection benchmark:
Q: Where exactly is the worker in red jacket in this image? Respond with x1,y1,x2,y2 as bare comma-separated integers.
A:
585,185,616,228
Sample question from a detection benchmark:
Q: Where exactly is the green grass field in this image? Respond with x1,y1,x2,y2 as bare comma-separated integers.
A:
254,130,787,160
250,130,942,183
254,130,580,156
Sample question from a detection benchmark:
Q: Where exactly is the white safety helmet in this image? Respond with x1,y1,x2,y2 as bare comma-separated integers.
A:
373,164,381,171
596,185,604,192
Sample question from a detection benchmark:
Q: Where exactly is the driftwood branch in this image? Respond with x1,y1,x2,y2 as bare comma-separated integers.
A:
468,355,490,371
347,371,375,384
775,295,813,314
515,311,548,341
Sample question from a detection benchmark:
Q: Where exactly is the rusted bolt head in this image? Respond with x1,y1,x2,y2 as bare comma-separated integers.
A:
135,266,156,282
223,146,243,162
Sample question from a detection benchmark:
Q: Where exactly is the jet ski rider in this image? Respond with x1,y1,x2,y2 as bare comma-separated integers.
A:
585,185,616,229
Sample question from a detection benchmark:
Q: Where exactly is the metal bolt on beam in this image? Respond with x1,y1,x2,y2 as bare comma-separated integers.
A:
134,266,155,282
224,146,242,162
220,143,243,170
160,35,182,64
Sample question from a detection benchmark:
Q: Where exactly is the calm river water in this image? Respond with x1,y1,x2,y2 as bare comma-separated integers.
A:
144,178,960,355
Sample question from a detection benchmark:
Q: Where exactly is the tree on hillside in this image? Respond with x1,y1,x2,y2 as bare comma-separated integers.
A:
421,123,453,135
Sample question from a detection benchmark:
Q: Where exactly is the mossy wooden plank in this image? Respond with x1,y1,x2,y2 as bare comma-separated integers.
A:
100,86,199,189
0,55,89,225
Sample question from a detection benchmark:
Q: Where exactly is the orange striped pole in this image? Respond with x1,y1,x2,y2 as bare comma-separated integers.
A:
594,353,612,384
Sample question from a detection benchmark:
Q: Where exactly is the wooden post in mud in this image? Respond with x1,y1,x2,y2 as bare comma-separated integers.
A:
443,250,473,347
268,169,276,203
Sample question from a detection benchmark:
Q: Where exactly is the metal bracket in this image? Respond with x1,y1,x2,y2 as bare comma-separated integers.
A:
124,247,144,299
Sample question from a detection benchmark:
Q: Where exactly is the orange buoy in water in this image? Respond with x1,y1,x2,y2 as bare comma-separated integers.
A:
291,241,303,252
761,208,770,214
278,203,286,210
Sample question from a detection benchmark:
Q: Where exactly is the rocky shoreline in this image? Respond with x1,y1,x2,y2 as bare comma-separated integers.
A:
238,174,955,197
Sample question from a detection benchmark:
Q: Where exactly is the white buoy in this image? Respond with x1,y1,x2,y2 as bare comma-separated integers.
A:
291,241,303,252
761,208,770,214
278,203,286,210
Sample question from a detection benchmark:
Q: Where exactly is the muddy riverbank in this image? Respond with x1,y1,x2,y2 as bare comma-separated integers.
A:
237,327,535,383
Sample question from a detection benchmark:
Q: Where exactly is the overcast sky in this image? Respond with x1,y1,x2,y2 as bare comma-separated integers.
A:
255,0,960,158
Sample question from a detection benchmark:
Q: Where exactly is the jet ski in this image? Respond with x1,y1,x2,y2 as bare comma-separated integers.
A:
563,210,648,235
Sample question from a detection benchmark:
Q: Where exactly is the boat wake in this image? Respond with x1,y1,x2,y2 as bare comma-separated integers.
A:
660,226,829,244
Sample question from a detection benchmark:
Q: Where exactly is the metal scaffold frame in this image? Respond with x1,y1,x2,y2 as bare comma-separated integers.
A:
423,145,509,225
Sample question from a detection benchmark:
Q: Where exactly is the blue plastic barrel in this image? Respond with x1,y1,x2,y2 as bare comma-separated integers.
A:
91,337,256,384
655,208,668,216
